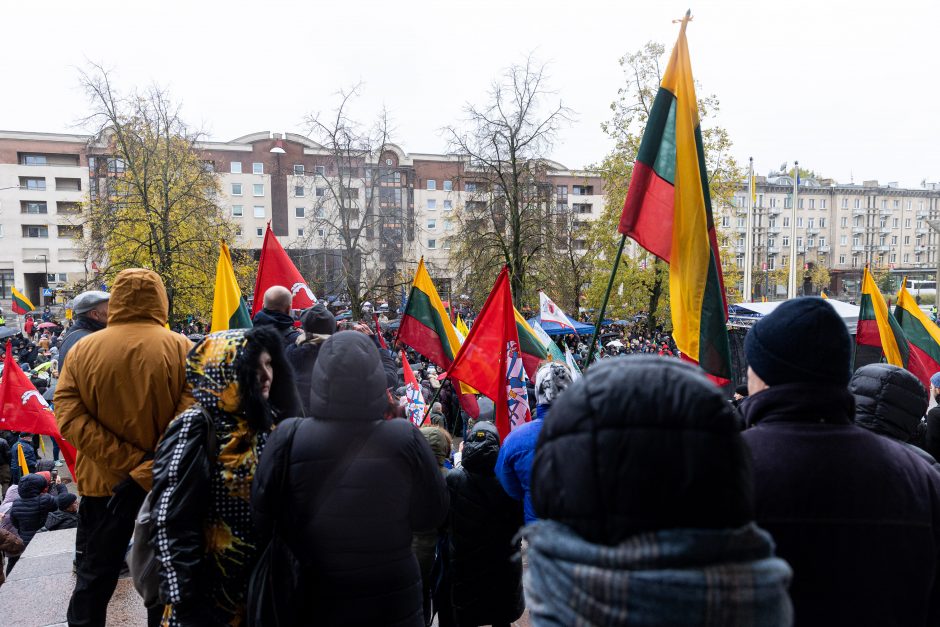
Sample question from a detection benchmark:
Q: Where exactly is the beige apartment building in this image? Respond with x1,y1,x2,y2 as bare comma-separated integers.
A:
719,171,940,299
0,129,604,310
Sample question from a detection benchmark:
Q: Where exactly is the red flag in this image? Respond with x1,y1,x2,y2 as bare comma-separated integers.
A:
252,224,317,316
400,351,427,426
374,314,388,349
0,342,77,478
446,267,530,441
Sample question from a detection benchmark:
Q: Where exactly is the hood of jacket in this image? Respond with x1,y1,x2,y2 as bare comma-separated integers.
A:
107,268,169,326
309,331,389,421
252,308,295,331
462,420,500,475
68,316,106,335
420,426,451,466
17,473,47,499
740,382,855,427
187,329,251,416
850,363,927,441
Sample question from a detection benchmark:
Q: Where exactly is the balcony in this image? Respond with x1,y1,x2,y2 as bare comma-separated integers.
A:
767,206,782,216
767,226,781,234
818,245,831,253
767,247,780,255
879,208,893,216
852,208,867,215
917,228,929,235
806,228,820,235
917,211,930,219
797,246,806,253
915,245,927,252
851,226,865,234
735,206,748,215
734,245,746,254
852,245,865,252
735,226,747,234
877,245,890,252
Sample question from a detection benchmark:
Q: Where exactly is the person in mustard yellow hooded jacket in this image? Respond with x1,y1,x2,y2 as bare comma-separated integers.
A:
55,268,194,627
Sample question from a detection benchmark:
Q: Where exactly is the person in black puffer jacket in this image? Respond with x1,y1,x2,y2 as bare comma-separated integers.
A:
850,363,940,469
285,303,336,416
253,331,449,627
252,286,301,347
9,474,56,548
446,420,524,627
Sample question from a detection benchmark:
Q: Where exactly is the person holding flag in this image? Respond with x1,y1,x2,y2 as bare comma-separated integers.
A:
539,291,576,332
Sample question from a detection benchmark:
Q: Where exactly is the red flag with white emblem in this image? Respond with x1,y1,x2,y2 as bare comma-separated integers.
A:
0,342,77,478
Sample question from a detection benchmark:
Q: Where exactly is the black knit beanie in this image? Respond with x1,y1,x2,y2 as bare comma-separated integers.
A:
745,297,852,386
302,304,336,336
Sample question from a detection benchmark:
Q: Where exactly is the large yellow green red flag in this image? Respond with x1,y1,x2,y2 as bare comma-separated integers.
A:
398,258,479,417
616,13,731,380
857,267,920,375
211,241,252,332
892,281,940,387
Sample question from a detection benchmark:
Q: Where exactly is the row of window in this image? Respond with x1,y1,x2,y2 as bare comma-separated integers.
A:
20,224,82,238
17,177,83,191
725,214,929,231
737,196,930,212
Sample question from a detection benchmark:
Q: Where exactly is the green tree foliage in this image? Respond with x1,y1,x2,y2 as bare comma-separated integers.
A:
78,65,243,323
583,42,742,332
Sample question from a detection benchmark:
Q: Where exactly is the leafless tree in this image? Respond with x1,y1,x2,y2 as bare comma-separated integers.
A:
444,57,574,304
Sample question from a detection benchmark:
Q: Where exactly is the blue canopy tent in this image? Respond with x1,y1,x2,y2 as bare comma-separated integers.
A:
528,314,595,336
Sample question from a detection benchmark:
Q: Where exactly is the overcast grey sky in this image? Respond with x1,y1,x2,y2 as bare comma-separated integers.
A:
3,0,938,187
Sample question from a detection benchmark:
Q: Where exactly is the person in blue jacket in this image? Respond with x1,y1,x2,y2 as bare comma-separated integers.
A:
495,362,572,523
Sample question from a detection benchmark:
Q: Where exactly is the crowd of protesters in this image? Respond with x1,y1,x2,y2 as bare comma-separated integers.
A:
0,272,938,627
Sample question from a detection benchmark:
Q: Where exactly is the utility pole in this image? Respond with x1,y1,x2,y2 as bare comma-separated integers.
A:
787,161,799,298
743,157,754,301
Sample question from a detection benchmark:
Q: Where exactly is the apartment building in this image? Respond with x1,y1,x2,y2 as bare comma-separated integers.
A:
0,129,604,310
0,131,92,308
719,172,940,298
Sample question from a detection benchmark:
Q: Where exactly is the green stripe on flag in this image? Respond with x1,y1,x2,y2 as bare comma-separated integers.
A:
405,288,457,361
635,89,678,185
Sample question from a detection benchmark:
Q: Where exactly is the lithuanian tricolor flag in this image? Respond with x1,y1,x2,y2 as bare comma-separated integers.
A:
514,308,549,380
398,258,479,417
892,281,940,387
211,241,252,332
11,287,34,315
857,267,928,382
616,13,731,380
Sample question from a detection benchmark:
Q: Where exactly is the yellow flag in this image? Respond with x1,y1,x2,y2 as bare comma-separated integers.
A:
17,443,29,477
455,314,470,338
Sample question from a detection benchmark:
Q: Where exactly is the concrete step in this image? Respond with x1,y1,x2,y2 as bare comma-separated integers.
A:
0,528,147,627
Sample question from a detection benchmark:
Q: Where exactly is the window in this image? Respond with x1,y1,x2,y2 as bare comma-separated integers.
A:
231,183,243,196
235,227,242,237
904,254,910,263
427,179,437,190
737,217,746,228
297,228,305,237
842,198,848,209
892,236,898,244
783,217,790,227
768,238,775,248
840,235,847,245
840,255,846,264
465,182,477,193
572,185,594,195
444,219,453,231
575,203,593,214
427,199,437,210
427,219,437,230
293,164,305,175
256,228,264,237
253,184,264,197
23,225,48,238
893,218,899,227
796,237,804,247
820,199,826,209
855,199,861,209
21,201,47,214
443,237,452,250
819,218,826,228
443,200,452,210
854,236,860,246
906,218,912,228
808,218,814,228
20,177,45,190
905,236,911,245
230,162,242,174
443,180,453,192
736,196,745,208
891,253,897,263
58,225,82,239
23,154,47,165
770,197,777,208
797,217,803,227
809,199,815,209
58,202,81,214
315,165,325,176
428,238,437,249
316,187,326,197
882,199,888,209
841,217,848,227
232,205,243,217
317,228,324,238
295,207,305,218
782,236,790,247
254,206,265,218
295,185,305,197
314,207,324,218
894,199,900,209
253,163,264,175
721,216,730,227
808,237,815,246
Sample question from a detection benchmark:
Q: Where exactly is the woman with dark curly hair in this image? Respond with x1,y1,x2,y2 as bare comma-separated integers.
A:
150,326,301,626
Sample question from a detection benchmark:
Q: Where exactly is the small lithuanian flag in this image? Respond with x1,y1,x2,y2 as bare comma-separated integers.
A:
11,287,34,315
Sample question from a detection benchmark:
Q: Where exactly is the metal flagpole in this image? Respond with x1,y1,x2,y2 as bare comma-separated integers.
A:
586,233,627,367
788,160,799,298
743,157,754,301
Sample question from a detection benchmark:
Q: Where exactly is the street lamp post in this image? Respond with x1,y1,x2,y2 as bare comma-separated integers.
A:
926,218,940,302
36,254,48,307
